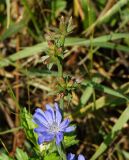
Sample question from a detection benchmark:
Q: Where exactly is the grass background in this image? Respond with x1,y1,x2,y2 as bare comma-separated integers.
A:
0,0,129,159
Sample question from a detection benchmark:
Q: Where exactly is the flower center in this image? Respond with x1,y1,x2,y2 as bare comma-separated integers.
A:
49,122,59,134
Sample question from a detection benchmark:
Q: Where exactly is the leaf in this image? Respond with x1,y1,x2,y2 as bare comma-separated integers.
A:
90,104,129,160
69,82,129,120
89,81,129,101
64,135,78,148
0,19,27,41
22,68,58,77
93,42,129,54
0,153,13,160
67,17,74,33
5,0,10,29
121,150,129,159
15,148,29,160
97,0,129,25
47,63,54,70
0,127,22,135
0,33,129,68
80,85,93,106
21,0,42,38
85,0,129,34
44,153,60,160
65,33,129,46
81,76,102,105
51,0,66,18
80,0,96,29
20,108,38,147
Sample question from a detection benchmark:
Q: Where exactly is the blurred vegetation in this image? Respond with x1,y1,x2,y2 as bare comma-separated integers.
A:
0,0,129,159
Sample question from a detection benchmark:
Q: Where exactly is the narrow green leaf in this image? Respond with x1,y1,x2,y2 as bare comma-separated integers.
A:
81,85,93,105
80,0,96,29
15,148,29,160
51,0,66,18
0,33,129,68
64,135,78,148
93,42,129,54
0,19,27,41
85,0,129,34
90,81,129,101
81,76,102,105
121,150,129,159
90,104,129,160
0,153,13,160
5,0,10,29
65,33,129,46
97,0,129,25
20,108,38,147
71,82,129,119
0,127,22,135
21,0,42,38
44,153,60,160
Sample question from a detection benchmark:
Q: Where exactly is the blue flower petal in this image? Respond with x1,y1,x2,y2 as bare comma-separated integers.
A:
44,110,54,125
42,132,54,142
67,153,75,160
36,108,53,124
78,154,85,160
33,112,48,127
34,126,48,133
33,104,73,145
60,119,70,131
34,108,49,121
44,135,54,142
38,135,44,145
54,103,59,110
46,104,55,121
65,126,75,133
55,108,62,126
56,132,63,145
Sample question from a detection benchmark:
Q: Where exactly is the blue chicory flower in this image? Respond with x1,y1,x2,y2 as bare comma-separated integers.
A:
67,153,86,160
33,103,75,145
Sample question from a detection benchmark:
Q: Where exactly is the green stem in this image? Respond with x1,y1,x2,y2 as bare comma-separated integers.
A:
59,98,64,114
56,59,63,77
56,144,66,160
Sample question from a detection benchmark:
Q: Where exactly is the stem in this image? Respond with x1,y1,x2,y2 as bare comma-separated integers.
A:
56,144,66,160
57,58,63,77
57,58,64,112
59,98,64,116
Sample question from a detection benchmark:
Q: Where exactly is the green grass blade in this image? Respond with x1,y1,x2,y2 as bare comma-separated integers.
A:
22,68,58,77
90,82,129,101
0,19,27,41
80,76,102,105
65,33,129,46
21,0,42,39
92,42,129,54
0,42,47,68
85,0,129,34
0,127,22,135
0,33,129,68
80,86,93,105
5,0,10,29
90,104,129,160
70,82,129,119
97,0,129,25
